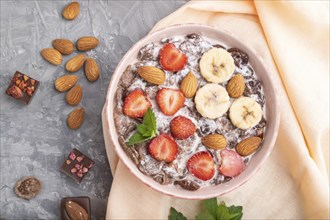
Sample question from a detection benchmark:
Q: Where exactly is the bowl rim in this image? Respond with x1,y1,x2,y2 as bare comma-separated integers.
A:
104,23,280,199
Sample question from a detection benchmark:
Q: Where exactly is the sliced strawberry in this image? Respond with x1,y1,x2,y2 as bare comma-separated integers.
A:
187,151,215,181
156,88,185,116
123,89,152,118
159,43,188,72
219,149,245,177
170,116,196,139
148,134,178,162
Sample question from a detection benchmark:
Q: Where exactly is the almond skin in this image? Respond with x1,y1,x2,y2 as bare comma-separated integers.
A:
84,58,100,82
40,48,62,65
52,39,74,55
67,107,85,130
137,66,165,85
66,54,86,72
55,75,78,92
236,136,262,156
202,134,227,150
180,72,198,98
66,85,82,105
226,74,245,98
65,201,88,220
62,2,80,20
76,36,99,51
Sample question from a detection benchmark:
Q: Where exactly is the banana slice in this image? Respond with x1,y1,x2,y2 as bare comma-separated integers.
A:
195,83,230,119
229,97,262,129
199,48,235,83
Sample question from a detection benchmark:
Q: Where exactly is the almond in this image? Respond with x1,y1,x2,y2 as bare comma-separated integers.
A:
40,48,62,65
236,136,262,156
62,2,80,20
180,72,198,98
137,66,165,85
84,58,100,82
55,75,78,92
67,107,85,130
66,54,86,72
76,36,99,51
66,85,82,105
52,39,74,55
65,201,88,220
202,134,227,150
226,74,245,98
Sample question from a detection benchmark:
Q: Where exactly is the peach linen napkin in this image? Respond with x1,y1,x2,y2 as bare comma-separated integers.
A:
102,1,329,219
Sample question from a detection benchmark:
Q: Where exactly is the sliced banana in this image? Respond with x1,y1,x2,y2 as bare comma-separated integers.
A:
229,97,262,129
199,48,235,83
195,83,230,119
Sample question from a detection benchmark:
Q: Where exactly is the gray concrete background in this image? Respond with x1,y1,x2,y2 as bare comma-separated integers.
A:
0,1,186,219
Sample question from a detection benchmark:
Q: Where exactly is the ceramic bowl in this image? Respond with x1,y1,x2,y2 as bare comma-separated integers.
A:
104,24,280,199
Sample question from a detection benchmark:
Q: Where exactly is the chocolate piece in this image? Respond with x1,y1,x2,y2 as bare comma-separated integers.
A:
61,197,91,220
60,148,94,183
14,176,41,200
5,71,39,104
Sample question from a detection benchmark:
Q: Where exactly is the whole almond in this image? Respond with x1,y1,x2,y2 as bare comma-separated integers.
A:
52,39,74,55
62,2,80,20
66,54,86,72
202,134,227,150
137,66,165,85
76,36,99,51
180,72,198,98
226,74,245,98
66,85,82,105
236,136,262,156
55,75,78,92
65,201,88,220
67,107,85,129
40,48,62,65
85,58,100,82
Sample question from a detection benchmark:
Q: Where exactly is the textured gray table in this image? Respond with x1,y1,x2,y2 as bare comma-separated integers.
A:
0,1,186,219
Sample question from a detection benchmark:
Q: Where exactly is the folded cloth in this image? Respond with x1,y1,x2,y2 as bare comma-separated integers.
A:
102,1,329,219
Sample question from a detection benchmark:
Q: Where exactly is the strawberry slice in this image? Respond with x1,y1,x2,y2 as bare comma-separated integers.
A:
156,88,185,116
148,134,178,162
187,151,215,181
170,116,196,139
159,43,188,72
219,149,245,177
123,89,152,118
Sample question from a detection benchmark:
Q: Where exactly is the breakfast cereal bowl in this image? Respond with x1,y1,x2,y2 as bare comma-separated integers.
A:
104,24,280,199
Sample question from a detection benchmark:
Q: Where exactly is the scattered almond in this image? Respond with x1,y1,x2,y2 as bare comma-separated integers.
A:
55,75,78,92
202,134,227,150
76,36,99,51
67,107,85,129
40,48,62,65
62,2,80,20
137,66,165,85
66,85,82,105
52,39,75,55
66,54,86,72
180,72,198,98
84,58,100,82
226,74,245,98
236,136,262,156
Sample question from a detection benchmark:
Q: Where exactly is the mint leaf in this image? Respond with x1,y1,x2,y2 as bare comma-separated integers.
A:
136,124,149,136
195,211,215,220
169,207,187,220
127,132,145,145
227,205,243,220
144,108,156,131
216,205,232,220
203,198,218,218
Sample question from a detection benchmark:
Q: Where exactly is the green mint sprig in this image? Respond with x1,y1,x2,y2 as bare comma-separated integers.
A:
169,198,243,220
127,108,157,146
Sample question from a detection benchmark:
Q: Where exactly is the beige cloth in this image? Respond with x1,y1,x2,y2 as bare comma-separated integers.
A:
102,1,330,219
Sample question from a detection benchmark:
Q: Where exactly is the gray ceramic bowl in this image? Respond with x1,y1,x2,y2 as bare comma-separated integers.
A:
104,24,280,199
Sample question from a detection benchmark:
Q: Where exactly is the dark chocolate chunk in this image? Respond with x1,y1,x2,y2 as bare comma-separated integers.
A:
227,48,249,67
60,148,94,183
14,176,41,200
5,71,39,104
174,180,200,191
61,197,90,220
